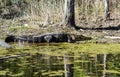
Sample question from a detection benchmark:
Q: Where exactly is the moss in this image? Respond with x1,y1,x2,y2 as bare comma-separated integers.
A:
0,70,8,76
58,43,120,54
0,43,120,57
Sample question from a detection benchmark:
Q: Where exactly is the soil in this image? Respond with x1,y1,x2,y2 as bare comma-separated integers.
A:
39,18,120,43
37,19,120,43
77,19,120,43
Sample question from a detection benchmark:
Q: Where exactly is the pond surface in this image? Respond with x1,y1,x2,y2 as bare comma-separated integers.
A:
0,43,120,77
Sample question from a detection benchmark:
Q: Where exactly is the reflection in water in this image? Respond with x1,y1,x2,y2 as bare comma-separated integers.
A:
0,44,120,77
102,54,107,77
64,53,74,77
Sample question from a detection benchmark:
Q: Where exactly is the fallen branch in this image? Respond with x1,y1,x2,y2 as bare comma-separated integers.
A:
0,54,29,60
104,36,120,39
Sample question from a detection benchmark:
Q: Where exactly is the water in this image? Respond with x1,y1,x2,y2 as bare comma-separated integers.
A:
0,43,120,77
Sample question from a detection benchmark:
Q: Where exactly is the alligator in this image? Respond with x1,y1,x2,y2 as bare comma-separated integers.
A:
5,33,92,43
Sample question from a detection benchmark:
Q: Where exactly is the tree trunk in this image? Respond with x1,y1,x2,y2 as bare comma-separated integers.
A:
104,0,110,20
62,0,76,27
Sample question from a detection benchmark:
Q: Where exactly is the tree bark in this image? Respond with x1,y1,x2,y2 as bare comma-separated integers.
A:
62,0,76,27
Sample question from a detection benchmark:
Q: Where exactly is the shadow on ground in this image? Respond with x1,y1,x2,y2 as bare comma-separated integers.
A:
75,24,120,30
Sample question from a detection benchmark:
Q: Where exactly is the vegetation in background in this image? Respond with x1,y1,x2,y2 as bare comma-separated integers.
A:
0,0,120,24
0,0,120,37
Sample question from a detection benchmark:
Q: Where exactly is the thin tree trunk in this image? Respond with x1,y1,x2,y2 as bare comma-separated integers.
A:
95,0,99,21
104,0,110,20
62,0,75,27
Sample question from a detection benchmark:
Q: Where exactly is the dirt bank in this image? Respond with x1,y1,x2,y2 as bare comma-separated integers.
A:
0,18,120,44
